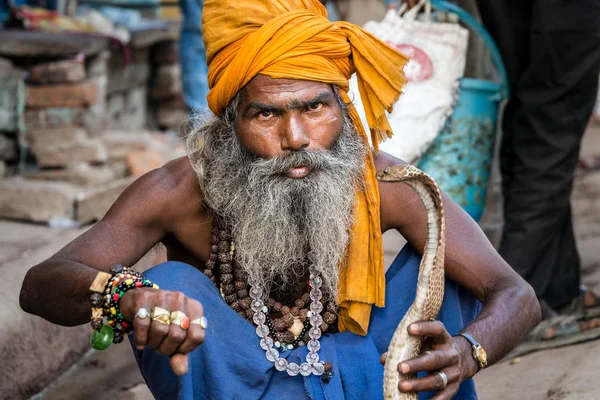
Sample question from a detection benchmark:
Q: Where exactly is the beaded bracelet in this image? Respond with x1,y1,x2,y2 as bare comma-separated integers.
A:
89,264,158,351
106,277,157,342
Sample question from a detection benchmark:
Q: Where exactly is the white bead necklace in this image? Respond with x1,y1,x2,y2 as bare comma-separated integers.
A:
248,267,325,376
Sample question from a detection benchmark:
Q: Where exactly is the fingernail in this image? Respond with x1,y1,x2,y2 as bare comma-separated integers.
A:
401,363,410,374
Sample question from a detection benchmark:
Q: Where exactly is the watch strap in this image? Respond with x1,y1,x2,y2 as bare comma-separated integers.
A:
457,333,487,370
457,333,478,347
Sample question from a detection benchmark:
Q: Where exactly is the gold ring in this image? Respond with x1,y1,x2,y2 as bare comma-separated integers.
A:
151,307,171,325
170,311,190,329
190,316,208,329
170,311,187,320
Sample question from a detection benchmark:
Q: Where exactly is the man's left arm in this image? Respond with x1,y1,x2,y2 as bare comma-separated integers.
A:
377,156,541,395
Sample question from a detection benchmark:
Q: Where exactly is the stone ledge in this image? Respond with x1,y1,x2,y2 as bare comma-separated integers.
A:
0,179,77,223
21,165,117,187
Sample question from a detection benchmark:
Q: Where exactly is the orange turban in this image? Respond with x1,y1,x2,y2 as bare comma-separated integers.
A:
202,0,408,335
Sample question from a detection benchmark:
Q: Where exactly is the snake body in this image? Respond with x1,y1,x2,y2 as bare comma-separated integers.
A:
376,165,446,400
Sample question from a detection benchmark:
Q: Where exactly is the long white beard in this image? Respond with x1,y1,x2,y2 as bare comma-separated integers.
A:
187,104,367,300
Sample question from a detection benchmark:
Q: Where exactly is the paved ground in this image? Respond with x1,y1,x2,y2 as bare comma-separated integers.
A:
474,124,600,400
4,124,600,399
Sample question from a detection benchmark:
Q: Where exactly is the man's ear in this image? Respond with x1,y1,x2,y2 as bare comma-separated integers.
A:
226,88,245,125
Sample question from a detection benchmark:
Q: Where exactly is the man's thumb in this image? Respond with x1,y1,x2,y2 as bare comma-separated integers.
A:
170,353,189,376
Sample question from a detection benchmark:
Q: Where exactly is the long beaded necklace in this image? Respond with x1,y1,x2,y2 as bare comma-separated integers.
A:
203,218,337,377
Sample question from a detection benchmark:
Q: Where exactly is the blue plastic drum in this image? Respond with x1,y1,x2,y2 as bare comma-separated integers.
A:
418,78,501,221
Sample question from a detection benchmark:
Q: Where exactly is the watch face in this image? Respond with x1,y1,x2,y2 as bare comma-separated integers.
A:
475,346,488,366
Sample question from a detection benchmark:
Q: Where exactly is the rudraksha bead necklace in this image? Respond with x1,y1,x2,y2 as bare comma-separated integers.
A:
202,218,338,364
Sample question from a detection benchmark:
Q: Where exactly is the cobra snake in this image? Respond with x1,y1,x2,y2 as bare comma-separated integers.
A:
376,165,446,400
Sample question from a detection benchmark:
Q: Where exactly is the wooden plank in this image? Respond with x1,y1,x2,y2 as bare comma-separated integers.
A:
0,30,109,58
129,22,180,48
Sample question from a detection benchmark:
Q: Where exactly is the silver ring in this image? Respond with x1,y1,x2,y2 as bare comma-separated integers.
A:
136,307,150,319
191,316,208,329
436,371,448,389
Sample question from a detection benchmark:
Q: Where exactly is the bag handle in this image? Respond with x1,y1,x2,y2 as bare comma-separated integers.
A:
399,0,432,22
430,0,509,99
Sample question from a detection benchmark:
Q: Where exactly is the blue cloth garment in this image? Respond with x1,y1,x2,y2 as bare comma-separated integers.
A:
130,246,481,399
179,0,209,110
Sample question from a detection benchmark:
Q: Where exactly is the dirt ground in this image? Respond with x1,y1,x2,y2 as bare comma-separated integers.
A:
9,124,600,399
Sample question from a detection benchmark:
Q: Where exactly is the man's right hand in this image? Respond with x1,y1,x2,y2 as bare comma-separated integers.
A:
120,288,206,376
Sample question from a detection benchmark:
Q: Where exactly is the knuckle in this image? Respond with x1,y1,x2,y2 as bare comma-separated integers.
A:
433,320,445,331
174,291,186,303
158,290,171,304
449,366,462,381
188,298,203,314
432,351,442,366
450,350,459,364
164,290,176,302
170,329,187,342
151,323,169,336
187,329,205,344
137,288,154,302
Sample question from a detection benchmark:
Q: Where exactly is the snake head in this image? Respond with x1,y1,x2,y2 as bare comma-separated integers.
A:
376,168,392,181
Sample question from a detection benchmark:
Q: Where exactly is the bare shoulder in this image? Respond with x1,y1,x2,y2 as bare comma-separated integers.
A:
145,155,202,204
373,149,407,171
108,156,205,229
372,150,421,232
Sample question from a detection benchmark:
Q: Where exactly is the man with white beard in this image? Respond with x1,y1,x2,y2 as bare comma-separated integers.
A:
19,1,539,399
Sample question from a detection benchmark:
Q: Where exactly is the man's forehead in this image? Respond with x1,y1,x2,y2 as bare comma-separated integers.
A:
240,74,335,105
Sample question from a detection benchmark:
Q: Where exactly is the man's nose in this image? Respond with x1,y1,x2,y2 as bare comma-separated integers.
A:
281,115,310,151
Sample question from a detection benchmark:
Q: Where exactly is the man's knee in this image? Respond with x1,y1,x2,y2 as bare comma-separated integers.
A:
143,261,217,299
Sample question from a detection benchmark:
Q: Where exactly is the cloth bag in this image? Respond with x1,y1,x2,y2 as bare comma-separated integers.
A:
349,1,469,164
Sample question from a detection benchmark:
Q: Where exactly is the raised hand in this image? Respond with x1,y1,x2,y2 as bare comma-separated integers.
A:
120,288,207,376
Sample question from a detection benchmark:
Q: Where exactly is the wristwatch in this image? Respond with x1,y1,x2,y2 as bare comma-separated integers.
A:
457,333,488,371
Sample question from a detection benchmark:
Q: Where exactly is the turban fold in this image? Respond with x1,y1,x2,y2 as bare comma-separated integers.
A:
202,0,408,335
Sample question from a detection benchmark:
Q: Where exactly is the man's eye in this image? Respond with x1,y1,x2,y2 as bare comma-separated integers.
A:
258,111,273,119
308,102,324,111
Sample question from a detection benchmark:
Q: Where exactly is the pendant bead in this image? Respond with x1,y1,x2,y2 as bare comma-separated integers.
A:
91,325,114,350
289,318,304,337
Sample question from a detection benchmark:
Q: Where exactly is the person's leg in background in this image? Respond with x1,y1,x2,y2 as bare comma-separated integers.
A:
476,0,600,315
594,72,600,122
179,0,209,111
520,0,600,311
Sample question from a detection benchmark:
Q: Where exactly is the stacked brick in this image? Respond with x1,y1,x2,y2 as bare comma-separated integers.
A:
106,46,150,132
150,40,189,134
0,58,24,179
0,27,190,226
23,55,109,170
0,51,180,226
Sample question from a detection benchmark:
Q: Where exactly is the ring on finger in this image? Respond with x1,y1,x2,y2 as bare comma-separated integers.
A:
170,311,190,329
136,307,150,319
152,306,171,325
436,371,448,389
190,316,208,329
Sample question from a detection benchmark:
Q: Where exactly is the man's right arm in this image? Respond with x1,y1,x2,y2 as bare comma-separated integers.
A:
19,163,182,326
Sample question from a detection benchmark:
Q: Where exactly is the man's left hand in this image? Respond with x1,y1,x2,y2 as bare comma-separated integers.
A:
380,321,473,399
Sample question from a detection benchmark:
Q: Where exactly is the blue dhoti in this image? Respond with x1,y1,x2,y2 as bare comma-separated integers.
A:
130,246,481,399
